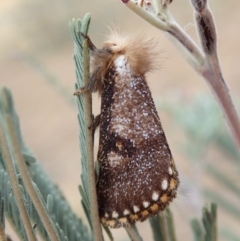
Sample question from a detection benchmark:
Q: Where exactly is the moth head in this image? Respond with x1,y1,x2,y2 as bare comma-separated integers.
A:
102,39,127,55
102,27,159,75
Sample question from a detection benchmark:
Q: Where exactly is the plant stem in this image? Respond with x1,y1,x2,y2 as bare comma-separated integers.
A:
0,126,37,241
125,225,143,241
193,0,240,150
202,61,240,150
166,208,177,241
120,0,240,152
82,39,103,241
5,116,60,241
120,0,205,70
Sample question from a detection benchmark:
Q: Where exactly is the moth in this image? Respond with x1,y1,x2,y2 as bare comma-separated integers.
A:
75,28,179,228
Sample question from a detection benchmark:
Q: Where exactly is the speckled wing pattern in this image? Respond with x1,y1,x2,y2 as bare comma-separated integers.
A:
96,55,179,228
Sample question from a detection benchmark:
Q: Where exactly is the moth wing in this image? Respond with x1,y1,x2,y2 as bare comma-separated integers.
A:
96,70,179,228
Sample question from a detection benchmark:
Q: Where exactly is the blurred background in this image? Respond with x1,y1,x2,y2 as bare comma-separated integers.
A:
1,0,240,240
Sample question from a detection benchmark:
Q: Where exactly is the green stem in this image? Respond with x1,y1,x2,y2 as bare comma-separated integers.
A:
160,214,168,241
0,126,37,241
125,225,143,241
166,208,177,241
6,116,60,241
82,39,103,241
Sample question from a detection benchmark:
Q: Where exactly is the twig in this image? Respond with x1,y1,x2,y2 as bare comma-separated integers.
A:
82,38,103,241
120,0,204,70
0,126,37,241
120,0,240,152
70,15,104,241
125,225,143,241
191,0,240,151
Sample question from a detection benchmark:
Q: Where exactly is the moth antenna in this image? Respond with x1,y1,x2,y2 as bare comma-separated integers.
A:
79,32,97,51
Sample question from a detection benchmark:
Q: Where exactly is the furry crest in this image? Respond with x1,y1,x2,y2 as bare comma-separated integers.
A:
87,28,159,94
102,27,158,75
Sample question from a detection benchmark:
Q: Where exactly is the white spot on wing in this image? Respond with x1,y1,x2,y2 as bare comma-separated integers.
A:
161,179,168,190
143,201,150,208
104,213,109,218
133,205,140,213
168,166,173,175
112,211,119,218
152,191,159,201
123,209,130,215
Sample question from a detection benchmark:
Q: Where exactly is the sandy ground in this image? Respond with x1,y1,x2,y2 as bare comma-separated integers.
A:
1,0,240,240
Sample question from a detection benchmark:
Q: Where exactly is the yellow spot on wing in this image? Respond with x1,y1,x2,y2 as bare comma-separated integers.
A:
160,194,168,203
150,204,159,212
170,178,177,190
130,214,139,221
119,217,128,224
106,220,117,228
141,210,149,218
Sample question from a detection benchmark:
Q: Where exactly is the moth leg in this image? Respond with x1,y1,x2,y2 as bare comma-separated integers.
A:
79,32,97,51
90,114,100,132
74,33,99,96
73,86,88,95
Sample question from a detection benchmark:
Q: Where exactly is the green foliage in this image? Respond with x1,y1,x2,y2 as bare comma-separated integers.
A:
69,14,105,241
0,87,90,240
159,94,239,160
191,203,217,241
150,208,177,241
69,14,93,230
159,94,240,240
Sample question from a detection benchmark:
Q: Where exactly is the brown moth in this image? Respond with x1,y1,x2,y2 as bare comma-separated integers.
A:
75,28,179,228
